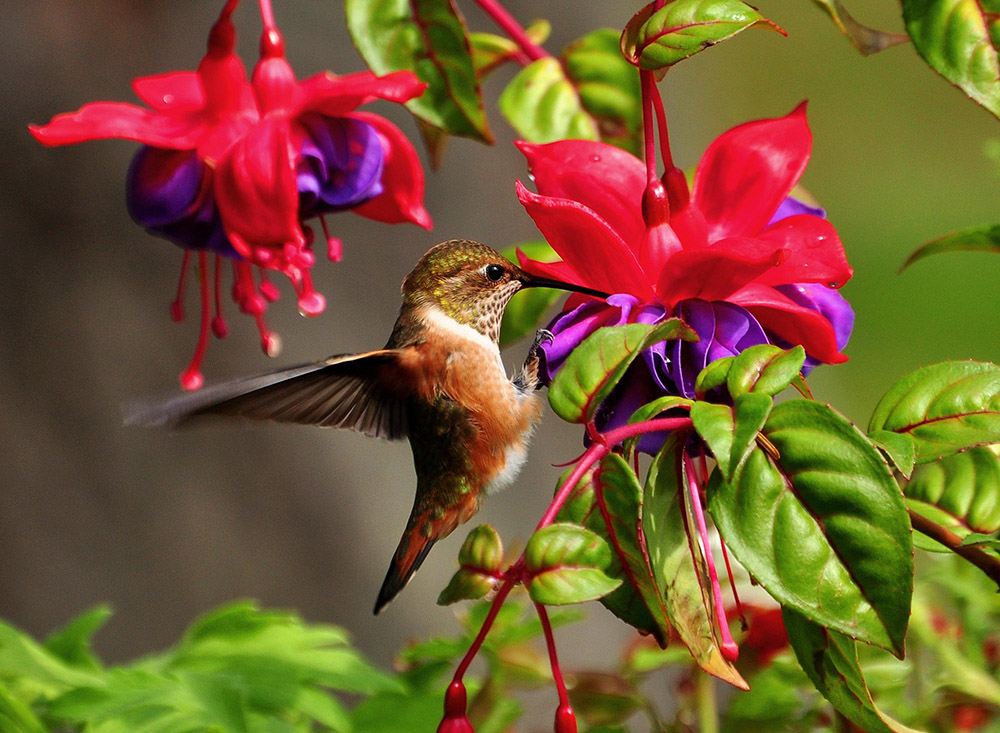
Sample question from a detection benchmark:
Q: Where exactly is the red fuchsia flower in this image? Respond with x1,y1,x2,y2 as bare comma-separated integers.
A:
515,104,853,448
29,0,429,389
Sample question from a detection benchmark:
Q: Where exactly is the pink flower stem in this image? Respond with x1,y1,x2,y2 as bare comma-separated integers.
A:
171,251,191,322
535,602,577,732
649,80,674,171
474,0,549,62
179,252,212,391
211,254,228,339
682,454,739,661
451,576,517,682
256,0,277,33
640,71,658,186
221,0,241,20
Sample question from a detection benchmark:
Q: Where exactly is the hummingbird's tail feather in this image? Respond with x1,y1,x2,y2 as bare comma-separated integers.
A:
125,351,409,440
373,529,437,615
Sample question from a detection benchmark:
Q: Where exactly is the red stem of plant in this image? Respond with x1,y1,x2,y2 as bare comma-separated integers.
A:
256,0,277,32
452,577,517,681
649,80,674,171
640,71,658,186
474,0,548,61
908,509,1000,588
535,602,571,707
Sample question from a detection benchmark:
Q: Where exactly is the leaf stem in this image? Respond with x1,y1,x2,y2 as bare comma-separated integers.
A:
452,578,517,681
907,509,1000,589
474,0,549,62
694,668,720,733
535,602,571,708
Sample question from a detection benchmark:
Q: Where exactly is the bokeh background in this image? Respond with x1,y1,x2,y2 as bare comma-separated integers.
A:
4,0,999,681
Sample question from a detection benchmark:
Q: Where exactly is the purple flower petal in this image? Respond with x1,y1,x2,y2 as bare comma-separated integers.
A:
768,195,825,225
672,300,769,398
774,283,854,371
296,114,384,216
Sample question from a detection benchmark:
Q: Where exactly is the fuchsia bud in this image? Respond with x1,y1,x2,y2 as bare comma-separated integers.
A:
437,681,474,733
554,703,577,733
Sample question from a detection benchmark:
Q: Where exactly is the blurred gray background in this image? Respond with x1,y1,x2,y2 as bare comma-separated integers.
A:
4,0,999,683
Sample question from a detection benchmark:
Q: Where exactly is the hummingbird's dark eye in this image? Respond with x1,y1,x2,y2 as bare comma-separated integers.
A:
484,264,505,282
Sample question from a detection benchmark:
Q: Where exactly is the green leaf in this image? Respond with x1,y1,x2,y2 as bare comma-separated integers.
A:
0,682,47,733
524,524,622,605
959,531,1000,548
783,609,922,733
869,429,917,478
901,224,1000,271
709,400,913,656
690,392,772,482
470,20,550,79
906,447,1000,537
562,29,642,155
903,0,1000,118
548,321,697,424
555,457,665,644
812,0,910,55
499,57,599,144
438,525,504,605
344,0,491,141
42,605,111,673
643,434,748,688
727,345,806,398
621,0,778,71
869,360,1000,463
695,356,734,397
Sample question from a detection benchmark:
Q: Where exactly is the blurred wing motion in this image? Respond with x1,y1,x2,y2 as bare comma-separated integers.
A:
126,351,409,440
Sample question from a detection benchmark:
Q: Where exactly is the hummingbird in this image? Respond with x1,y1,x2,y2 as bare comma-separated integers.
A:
135,239,607,614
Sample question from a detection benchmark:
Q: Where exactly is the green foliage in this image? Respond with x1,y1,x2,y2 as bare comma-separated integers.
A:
621,0,776,70
499,58,600,144
811,0,909,55
524,523,622,605
902,224,1000,272
438,524,504,605
906,447,1000,545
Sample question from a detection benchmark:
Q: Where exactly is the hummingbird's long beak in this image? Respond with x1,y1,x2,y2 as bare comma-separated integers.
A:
519,273,610,301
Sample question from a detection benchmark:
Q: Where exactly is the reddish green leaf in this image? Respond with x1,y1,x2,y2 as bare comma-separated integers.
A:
499,58,599,144
470,21,550,79
869,361,1000,463
554,458,666,644
694,356,734,397
548,321,697,424
906,447,1000,545
783,609,922,733
901,224,1000,271
438,525,503,605
727,345,806,398
524,524,621,605
643,435,748,688
709,400,913,656
621,0,779,71
345,0,491,141
812,0,910,56
562,29,642,155
903,0,1000,118
869,429,917,478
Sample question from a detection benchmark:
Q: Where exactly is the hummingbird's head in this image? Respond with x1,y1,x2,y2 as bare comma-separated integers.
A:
402,239,607,342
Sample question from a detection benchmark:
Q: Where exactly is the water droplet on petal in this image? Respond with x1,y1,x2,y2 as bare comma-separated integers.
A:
589,154,601,163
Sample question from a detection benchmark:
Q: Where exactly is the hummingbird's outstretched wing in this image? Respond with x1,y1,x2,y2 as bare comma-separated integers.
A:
126,351,409,440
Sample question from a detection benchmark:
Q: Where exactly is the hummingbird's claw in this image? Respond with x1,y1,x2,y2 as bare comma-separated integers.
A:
514,329,553,393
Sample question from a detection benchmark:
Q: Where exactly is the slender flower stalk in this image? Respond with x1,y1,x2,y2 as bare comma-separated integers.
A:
535,602,577,733
474,0,550,61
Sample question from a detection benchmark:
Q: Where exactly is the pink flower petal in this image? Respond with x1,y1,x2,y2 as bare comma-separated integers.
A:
754,214,853,287
693,103,811,241
296,71,426,117
729,283,846,364
132,71,204,111
29,102,203,148
656,246,781,306
214,117,304,263
517,181,653,298
517,140,646,250
515,249,589,289
350,112,432,229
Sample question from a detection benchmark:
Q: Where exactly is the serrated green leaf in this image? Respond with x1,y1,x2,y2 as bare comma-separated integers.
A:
869,429,917,478
901,224,1000,271
906,447,1000,536
525,524,621,605
727,344,806,398
783,609,922,733
621,0,775,70
869,360,1000,463
812,0,910,55
499,57,599,143
562,29,642,155
709,400,913,656
904,0,1000,119
345,0,491,140
643,435,747,688
549,321,697,423
695,356,734,397
690,393,771,482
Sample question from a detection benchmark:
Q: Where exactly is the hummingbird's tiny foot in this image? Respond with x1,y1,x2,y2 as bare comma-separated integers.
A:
514,329,552,393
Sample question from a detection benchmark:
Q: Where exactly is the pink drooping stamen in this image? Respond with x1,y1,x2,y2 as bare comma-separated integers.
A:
171,250,192,322
294,269,326,316
683,454,739,661
211,254,228,338
179,251,211,391
474,0,549,62
319,215,342,262
536,602,577,733
258,268,280,302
